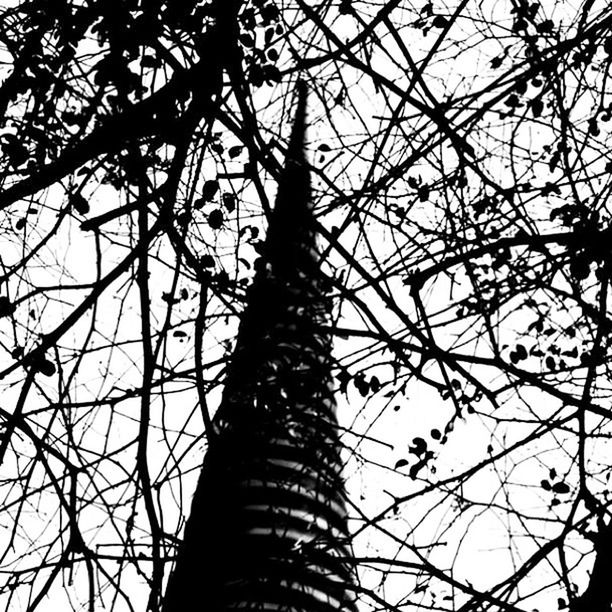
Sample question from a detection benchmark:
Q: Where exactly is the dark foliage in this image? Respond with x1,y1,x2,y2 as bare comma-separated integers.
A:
1,1,612,611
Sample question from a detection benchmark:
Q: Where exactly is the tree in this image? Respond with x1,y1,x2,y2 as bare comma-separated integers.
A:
162,81,357,612
2,0,612,611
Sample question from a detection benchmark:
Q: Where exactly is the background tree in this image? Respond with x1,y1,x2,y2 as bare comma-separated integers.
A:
1,1,612,611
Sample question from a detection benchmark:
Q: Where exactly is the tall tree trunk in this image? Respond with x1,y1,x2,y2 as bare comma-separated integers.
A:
570,518,612,612
162,83,357,611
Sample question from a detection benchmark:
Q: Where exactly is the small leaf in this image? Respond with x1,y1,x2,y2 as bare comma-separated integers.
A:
410,437,427,457
263,64,281,83
505,94,521,108
517,82,530,98
222,193,236,212
208,209,224,230
70,193,90,215
200,254,215,268
417,185,430,202
239,33,254,47
541,479,551,491
261,4,280,23
430,428,441,440
570,256,590,281
29,354,56,376
37,359,56,377
228,146,243,159
551,481,570,494
15,218,26,230
530,98,544,118
201,179,219,201
354,374,369,397
490,56,503,69
432,14,448,27
173,330,187,338
318,143,332,152
394,458,408,469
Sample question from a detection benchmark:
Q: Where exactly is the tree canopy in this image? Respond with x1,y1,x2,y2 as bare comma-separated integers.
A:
1,0,612,611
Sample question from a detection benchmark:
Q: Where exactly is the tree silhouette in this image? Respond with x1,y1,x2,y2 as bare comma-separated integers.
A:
162,81,357,612
2,1,612,611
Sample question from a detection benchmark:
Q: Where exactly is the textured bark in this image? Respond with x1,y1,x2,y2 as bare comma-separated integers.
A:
162,84,357,611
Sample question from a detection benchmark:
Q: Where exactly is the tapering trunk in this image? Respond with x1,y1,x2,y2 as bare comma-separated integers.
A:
570,519,612,612
162,84,357,611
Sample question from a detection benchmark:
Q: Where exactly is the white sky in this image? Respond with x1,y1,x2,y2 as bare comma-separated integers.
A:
0,0,611,611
